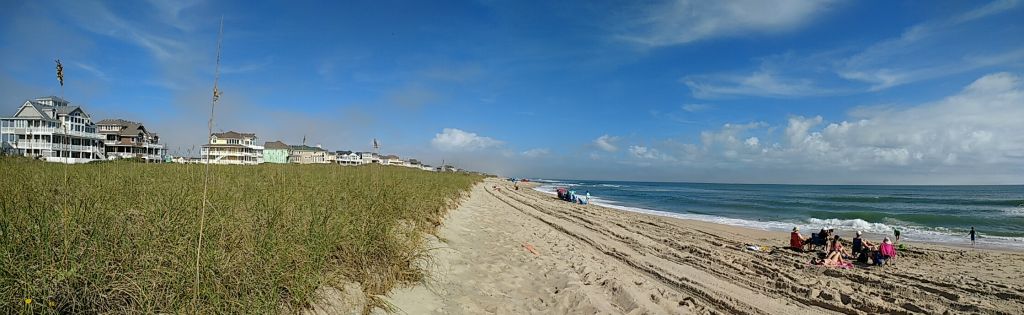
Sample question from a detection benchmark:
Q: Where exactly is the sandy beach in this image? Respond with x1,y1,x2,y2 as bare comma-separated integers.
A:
381,178,1024,314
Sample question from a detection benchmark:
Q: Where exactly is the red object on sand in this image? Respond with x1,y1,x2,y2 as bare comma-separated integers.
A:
523,243,539,256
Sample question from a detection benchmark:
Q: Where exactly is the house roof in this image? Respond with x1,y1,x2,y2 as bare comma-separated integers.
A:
264,141,290,149
335,150,353,155
33,96,70,104
5,96,88,120
212,131,256,139
383,154,400,159
96,119,152,136
96,118,139,125
290,145,325,152
53,105,81,115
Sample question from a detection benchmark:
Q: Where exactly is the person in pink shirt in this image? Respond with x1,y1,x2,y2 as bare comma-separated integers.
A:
875,237,897,265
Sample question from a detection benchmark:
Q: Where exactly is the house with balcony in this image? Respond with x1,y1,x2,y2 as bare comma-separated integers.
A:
0,96,105,163
358,152,380,164
381,154,404,166
201,131,264,165
96,119,166,162
335,150,362,165
263,140,290,164
288,144,332,164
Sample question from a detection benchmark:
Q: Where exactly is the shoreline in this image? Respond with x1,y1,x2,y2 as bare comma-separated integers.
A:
382,178,1024,314
529,183,1023,253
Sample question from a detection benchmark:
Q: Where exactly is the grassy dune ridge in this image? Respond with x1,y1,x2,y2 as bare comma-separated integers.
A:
0,157,482,313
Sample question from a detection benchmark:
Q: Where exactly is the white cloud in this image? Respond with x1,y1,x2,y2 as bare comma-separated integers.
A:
629,145,673,160
785,115,823,146
744,137,760,147
618,0,834,47
521,148,550,158
642,72,1024,183
431,128,503,151
593,134,620,152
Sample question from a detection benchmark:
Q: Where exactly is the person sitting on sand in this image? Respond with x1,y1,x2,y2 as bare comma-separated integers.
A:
874,237,898,265
852,231,874,253
811,235,846,266
852,231,875,263
790,227,805,250
829,235,846,256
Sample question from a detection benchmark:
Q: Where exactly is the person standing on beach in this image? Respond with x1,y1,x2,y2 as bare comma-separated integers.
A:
893,227,901,243
970,227,977,246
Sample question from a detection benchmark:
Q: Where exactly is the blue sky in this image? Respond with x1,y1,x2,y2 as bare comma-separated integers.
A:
2,0,1023,184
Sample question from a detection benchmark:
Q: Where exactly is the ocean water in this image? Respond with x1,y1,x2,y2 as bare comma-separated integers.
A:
533,180,1024,249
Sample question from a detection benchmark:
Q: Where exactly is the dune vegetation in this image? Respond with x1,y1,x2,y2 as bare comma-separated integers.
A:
0,157,481,313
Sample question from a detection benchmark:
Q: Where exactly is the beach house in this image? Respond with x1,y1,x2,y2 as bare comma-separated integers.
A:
382,154,403,165
358,151,379,164
335,150,362,165
263,140,290,164
288,144,332,164
0,96,105,163
96,119,166,162
201,131,264,165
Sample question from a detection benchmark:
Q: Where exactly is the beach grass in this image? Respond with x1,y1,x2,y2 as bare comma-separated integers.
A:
0,157,481,313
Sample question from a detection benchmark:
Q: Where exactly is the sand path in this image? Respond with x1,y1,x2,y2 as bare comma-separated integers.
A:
382,179,1024,314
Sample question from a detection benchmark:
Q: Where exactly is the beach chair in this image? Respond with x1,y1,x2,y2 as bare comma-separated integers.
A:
807,233,828,251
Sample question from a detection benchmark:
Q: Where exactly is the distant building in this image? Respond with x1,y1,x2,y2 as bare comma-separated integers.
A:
335,150,362,165
381,154,403,165
288,144,332,164
263,140,290,164
358,152,379,164
96,119,166,162
201,131,264,165
0,96,105,163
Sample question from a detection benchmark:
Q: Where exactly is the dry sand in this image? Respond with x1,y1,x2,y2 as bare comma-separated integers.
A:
380,178,1024,314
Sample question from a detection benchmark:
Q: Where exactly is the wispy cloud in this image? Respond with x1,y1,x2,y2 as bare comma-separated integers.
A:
221,58,273,74
72,62,108,80
616,0,836,48
521,148,550,158
838,0,1023,90
681,103,712,112
685,69,842,99
682,1,1024,98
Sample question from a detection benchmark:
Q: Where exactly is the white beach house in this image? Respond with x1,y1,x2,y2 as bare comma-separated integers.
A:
201,131,264,165
0,96,105,163
335,150,363,165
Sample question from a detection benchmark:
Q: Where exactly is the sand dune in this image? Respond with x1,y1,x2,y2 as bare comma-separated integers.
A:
381,179,1024,314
